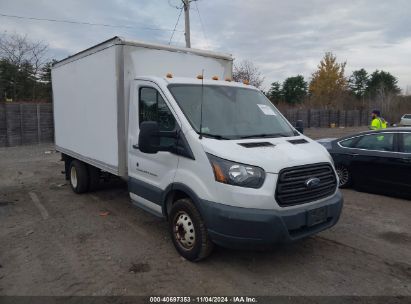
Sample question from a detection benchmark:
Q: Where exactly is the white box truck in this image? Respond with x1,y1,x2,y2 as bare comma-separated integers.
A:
52,36,343,261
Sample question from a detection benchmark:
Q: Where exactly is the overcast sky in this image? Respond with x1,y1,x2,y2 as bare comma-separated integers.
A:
1,0,410,92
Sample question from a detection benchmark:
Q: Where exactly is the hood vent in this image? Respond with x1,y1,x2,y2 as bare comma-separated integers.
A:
288,139,308,145
238,142,274,148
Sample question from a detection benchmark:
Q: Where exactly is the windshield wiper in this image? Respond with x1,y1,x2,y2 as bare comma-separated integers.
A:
201,133,230,140
239,133,290,139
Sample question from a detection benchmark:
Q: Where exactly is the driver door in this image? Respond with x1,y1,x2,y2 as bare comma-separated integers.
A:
128,81,180,215
349,132,398,193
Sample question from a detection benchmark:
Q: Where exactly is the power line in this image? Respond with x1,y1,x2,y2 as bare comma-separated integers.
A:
194,1,208,48
168,0,183,10
169,0,198,48
168,8,183,45
0,12,182,32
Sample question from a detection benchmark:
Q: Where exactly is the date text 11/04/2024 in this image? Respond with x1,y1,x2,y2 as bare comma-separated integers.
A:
149,296,258,303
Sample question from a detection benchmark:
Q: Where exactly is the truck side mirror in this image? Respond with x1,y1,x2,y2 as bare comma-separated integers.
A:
138,121,160,154
295,120,304,134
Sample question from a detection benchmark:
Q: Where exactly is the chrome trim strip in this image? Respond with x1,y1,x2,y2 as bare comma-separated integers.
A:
337,131,411,154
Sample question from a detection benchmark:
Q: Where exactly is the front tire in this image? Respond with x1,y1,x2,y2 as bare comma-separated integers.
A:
69,160,90,194
169,198,213,262
335,164,351,188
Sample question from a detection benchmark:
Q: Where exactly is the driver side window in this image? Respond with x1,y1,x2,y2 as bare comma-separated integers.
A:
139,87,177,147
139,87,176,131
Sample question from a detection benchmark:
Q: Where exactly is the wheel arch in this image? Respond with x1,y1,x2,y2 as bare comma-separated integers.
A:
333,153,353,168
162,183,203,218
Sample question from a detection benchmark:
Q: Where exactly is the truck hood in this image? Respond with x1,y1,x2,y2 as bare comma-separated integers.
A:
200,136,332,174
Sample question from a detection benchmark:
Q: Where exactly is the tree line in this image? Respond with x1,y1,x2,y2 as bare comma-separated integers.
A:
0,33,56,102
0,32,407,114
265,52,402,110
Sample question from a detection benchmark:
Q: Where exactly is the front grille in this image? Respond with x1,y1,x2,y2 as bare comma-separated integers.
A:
275,163,337,207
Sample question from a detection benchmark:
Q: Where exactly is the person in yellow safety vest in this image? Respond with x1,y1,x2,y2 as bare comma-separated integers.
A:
370,110,387,130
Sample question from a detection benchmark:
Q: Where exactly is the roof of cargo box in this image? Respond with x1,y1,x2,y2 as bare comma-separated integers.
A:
161,76,258,89
53,36,233,68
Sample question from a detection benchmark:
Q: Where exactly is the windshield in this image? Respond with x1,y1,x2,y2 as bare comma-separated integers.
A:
168,84,295,139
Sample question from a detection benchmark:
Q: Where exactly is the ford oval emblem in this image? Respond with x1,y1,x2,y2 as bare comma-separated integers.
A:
305,177,321,188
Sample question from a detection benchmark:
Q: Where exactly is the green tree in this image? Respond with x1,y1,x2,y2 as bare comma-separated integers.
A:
282,75,307,104
0,59,17,100
17,61,36,100
366,70,401,116
0,32,49,101
38,59,58,99
349,69,368,98
366,70,401,97
0,58,38,101
40,60,53,83
309,52,347,106
267,81,282,103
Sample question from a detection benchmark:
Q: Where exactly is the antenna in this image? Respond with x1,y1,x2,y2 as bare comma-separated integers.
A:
199,69,204,139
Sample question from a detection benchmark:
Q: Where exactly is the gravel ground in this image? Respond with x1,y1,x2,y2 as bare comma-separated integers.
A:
0,128,410,296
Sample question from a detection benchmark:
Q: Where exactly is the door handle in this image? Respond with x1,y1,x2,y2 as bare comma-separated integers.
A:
132,144,139,150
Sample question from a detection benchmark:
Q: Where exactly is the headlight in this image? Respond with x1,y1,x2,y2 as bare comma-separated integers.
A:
207,153,265,188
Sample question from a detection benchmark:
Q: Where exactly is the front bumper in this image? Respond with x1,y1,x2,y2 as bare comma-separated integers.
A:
199,191,343,249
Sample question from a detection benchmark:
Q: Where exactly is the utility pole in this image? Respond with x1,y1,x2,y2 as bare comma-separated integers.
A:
182,0,191,48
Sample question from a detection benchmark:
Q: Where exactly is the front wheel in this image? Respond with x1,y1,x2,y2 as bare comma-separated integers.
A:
169,198,213,262
335,164,351,188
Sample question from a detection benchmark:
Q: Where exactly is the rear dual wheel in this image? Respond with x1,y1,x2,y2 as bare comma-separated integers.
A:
69,160,101,193
69,160,89,193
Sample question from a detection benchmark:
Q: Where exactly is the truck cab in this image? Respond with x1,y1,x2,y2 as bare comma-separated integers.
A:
127,76,343,261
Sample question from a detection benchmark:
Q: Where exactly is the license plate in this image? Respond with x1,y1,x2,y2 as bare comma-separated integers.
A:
307,207,328,227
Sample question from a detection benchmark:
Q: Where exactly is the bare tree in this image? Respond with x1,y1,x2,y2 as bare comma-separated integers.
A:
0,32,49,100
232,59,264,89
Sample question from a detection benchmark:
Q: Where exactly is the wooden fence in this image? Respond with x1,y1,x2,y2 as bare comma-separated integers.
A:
0,103,370,148
282,109,370,128
0,103,54,147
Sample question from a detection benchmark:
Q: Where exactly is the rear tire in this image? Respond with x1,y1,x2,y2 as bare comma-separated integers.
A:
69,160,89,194
335,164,351,188
88,165,101,191
169,198,213,262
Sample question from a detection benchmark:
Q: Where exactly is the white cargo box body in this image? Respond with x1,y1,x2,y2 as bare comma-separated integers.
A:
52,37,233,178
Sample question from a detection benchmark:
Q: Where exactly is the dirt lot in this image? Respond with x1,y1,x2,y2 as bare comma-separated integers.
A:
0,127,410,296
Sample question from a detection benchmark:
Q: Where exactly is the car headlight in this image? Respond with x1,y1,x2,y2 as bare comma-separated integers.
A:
207,153,265,188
